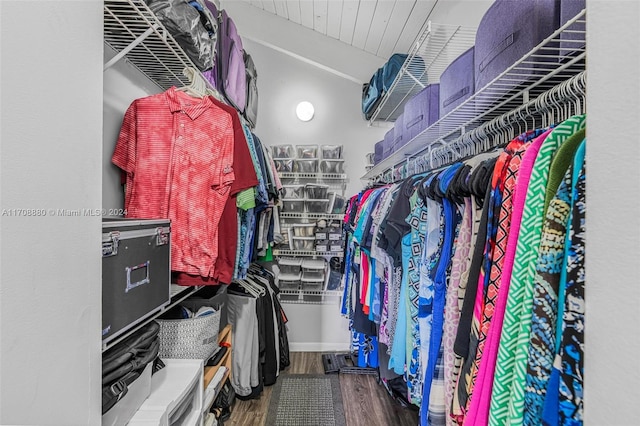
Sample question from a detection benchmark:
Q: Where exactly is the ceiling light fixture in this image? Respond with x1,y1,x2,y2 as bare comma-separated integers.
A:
296,101,315,122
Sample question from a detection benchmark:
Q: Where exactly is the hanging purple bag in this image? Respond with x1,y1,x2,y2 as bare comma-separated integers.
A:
217,9,247,112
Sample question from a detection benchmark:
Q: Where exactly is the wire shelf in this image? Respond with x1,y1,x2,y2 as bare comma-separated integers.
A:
273,249,343,258
279,213,344,220
363,9,586,181
278,172,348,180
368,22,477,124
104,0,199,91
278,289,343,304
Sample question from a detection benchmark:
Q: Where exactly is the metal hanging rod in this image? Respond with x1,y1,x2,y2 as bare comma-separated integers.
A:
381,71,586,182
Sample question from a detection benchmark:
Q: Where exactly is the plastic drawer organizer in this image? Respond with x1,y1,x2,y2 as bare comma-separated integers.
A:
274,145,347,304
305,184,329,199
278,257,302,275
292,223,315,237
283,185,305,199
272,144,295,158
291,236,315,251
279,272,302,290
294,159,319,173
320,159,345,174
305,199,330,213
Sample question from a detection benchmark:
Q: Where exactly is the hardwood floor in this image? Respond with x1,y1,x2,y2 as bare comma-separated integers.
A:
226,352,419,426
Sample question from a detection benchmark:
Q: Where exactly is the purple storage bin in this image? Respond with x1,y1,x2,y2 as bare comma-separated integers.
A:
374,141,383,165
392,114,406,152
382,128,394,159
440,47,474,116
403,83,440,141
475,0,561,92
559,0,585,59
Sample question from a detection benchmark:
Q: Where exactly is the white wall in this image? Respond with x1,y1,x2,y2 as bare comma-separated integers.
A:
103,45,161,211
246,38,390,198
0,1,103,424
585,0,640,423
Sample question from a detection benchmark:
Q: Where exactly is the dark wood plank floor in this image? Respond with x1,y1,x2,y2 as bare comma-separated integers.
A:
227,352,419,426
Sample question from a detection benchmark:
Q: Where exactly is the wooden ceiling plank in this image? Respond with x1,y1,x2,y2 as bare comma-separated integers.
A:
351,0,377,50
339,0,360,44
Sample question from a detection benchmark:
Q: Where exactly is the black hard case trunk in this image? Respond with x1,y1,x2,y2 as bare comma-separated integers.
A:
102,218,171,344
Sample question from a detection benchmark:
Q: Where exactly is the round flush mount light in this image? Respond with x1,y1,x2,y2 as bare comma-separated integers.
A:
296,101,315,122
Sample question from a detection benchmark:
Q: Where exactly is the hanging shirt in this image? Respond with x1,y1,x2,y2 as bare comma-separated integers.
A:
523,128,586,425
113,87,235,277
173,100,258,286
420,163,462,425
459,130,541,415
468,128,552,426
489,114,586,426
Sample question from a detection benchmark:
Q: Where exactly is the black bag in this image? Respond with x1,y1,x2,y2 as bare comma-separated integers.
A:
102,321,161,414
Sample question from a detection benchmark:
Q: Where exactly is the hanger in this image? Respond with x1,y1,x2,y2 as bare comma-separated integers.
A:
177,66,226,101
176,67,209,98
235,278,263,298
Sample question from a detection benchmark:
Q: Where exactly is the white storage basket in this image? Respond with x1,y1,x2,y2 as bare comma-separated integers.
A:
157,310,220,360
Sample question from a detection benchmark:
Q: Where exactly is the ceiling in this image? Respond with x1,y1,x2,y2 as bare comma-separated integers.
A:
236,0,494,60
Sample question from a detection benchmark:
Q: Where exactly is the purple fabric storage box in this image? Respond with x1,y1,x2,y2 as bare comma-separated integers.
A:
403,83,440,141
440,47,474,116
392,113,406,152
382,128,394,159
374,141,383,165
559,0,585,59
474,0,560,92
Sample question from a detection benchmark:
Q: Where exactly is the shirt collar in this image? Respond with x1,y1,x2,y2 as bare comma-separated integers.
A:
166,86,214,120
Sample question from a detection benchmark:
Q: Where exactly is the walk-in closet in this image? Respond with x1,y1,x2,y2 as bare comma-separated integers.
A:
0,0,638,425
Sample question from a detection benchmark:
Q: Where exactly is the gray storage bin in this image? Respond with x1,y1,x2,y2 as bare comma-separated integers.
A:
301,276,324,291
277,257,302,275
294,158,319,173
305,184,329,199
321,145,343,159
292,236,315,250
320,159,345,174
279,272,302,290
283,185,305,199
275,159,294,173
272,144,295,158
302,258,326,280
305,199,330,213
292,223,316,237
282,199,305,213
296,144,319,158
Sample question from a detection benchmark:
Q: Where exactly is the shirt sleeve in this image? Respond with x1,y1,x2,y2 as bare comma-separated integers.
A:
229,112,258,196
218,114,236,188
112,100,137,175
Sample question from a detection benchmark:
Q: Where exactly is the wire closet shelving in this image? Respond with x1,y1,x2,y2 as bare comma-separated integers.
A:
367,22,478,124
364,9,587,183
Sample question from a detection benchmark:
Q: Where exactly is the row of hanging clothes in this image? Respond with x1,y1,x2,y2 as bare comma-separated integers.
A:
227,263,290,399
111,68,284,288
341,73,587,426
